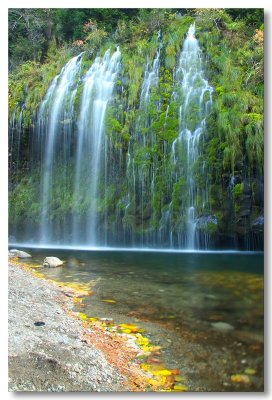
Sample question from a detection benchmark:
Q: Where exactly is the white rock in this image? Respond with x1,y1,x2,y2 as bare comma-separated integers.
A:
43,257,64,268
9,249,32,258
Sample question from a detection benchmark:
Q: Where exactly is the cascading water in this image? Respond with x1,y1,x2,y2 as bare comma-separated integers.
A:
170,23,213,249
38,53,83,243
126,40,161,246
72,47,121,245
9,106,24,174
9,25,262,250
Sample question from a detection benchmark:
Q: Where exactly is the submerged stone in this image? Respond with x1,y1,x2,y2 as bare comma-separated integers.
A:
211,322,234,332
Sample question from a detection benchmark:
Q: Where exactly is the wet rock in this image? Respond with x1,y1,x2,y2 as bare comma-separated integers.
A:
251,216,264,233
211,322,234,332
196,215,218,232
43,257,64,268
9,249,32,259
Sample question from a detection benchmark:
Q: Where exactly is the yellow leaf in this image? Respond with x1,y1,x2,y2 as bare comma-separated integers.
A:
136,335,149,346
174,376,186,382
173,384,188,391
78,312,89,320
119,323,144,333
102,299,116,303
153,369,172,376
231,374,250,383
141,346,152,353
122,328,131,334
140,363,151,371
147,378,159,387
73,298,83,303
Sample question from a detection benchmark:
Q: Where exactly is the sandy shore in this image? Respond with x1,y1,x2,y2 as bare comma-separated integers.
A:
8,261,148,392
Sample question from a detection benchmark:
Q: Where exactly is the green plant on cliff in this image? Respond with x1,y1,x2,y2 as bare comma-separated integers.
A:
8,8,264,246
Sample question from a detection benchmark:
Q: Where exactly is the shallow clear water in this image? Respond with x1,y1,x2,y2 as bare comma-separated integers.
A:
16,248,264,391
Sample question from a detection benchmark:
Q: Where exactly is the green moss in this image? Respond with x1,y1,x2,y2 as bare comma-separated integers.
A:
234,183,244,198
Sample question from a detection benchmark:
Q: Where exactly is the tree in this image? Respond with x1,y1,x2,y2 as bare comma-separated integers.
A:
8,9,54,69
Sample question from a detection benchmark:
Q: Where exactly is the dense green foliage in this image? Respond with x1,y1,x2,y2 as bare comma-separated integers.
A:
8,8,264,248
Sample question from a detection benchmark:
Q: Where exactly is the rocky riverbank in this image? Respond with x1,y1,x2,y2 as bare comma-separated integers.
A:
8,261,149,392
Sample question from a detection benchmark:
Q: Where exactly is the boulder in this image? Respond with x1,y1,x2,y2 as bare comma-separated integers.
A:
9,249,32,259
43,257,64,268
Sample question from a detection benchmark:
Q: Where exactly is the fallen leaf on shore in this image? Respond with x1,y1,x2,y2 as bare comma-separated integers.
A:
78,312,89,320
147,376,166,388
73,297,83,303
153,369,172,376
140,363,151,372
136,334,149,346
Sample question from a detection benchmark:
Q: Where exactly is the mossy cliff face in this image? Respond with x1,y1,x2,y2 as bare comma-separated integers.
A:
8,9,264,249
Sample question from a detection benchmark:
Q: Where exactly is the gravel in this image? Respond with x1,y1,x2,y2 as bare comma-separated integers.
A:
8,263,130,392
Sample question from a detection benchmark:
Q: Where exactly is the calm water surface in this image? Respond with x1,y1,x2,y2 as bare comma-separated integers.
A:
17,249,264,391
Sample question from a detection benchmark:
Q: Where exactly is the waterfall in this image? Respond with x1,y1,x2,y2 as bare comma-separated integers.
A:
8,26,218,249
8,21,264,251
126,45,161,246
171,23,213,249
72,47,121,245
9,106,24,174
38,53,83,243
